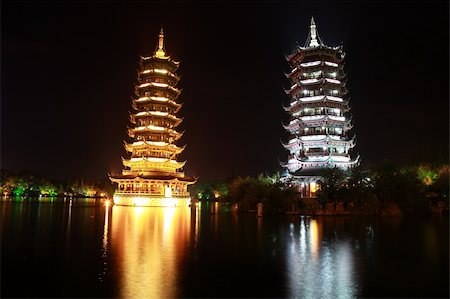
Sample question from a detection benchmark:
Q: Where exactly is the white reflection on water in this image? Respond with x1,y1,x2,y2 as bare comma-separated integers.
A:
287,217,356,298
110,206,193,298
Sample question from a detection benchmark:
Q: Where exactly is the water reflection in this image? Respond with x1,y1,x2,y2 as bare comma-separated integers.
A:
287,217,356,298
110,206,194,298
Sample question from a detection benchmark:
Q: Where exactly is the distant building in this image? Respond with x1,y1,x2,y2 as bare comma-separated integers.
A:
281,17,359,197
110,28,196,206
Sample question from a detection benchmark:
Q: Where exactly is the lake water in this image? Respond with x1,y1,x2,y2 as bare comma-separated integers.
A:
1,198,448,298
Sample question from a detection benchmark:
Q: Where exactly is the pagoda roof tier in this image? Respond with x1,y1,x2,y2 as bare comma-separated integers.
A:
127,125,183,138
286,79,342,94
281,135,356,151
284,99,348,113
139,68,180,81
124,140,185,154
287,47,344,65
129,111,183,126
282,155,360,177
136,82,181,95
285,64,344,79
133,96,182,110
140,55,180,72
284,95,346,111
110,173,196,184
283,116,351,132
285,82,345,97
286,81,347,97
122,157,186,170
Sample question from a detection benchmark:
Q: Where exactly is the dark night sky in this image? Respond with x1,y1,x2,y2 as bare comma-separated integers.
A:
2,1,449,181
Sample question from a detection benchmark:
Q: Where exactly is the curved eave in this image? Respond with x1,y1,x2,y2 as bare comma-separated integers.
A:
110,174,196,184
140,55,180,66
130,111,182,123
122,157,186,168
127,126,182,137
132,97,182,110
124,141,186,154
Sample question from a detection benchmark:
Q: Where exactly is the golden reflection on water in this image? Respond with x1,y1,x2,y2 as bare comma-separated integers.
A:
110,206,194,298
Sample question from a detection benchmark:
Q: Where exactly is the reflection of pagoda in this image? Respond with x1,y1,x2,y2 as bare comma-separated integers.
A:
110,28,196,206
281,17,359,197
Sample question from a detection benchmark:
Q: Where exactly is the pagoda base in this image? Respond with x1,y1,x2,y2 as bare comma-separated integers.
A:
113,194,191,207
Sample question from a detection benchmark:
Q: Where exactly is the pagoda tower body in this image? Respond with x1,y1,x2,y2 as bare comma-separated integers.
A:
281,18,359,197
110,28,196,206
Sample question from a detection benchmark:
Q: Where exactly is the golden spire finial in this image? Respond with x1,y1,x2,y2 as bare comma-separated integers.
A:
155,26,166,58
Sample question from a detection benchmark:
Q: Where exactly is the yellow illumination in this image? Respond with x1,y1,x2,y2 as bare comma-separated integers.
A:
150,111,169,116
154,69,168,74
110,206,192,298
152,82,168,88
310,182,318,193
150,96,169,102
134,125,166,131
310,219,320,261
139,83,150,88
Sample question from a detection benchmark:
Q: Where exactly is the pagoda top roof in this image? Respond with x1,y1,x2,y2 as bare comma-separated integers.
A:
141,27,180,65
304,17,325,48
286,17,343,61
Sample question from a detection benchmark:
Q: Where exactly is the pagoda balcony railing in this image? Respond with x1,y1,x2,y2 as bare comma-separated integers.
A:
299,92,343,98
302,151,348,157
300,130,343,136
298,112,342,117
116,190,189,197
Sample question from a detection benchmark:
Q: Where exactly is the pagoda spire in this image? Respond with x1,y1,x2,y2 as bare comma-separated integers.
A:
308,16,320,47
155,26,167,58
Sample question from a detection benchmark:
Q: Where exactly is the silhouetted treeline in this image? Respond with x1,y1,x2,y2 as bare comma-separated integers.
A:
0,169,114,197
193,161,449,214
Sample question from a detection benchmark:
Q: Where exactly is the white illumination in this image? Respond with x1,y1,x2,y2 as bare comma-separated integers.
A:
300,61,321,67
326,78,340,84
331,156,351,162
139,83,150,88
327,96,343,102
301,135,326,141
329,116,345,121
300,95,325,102
301,78,320,84
136,97,149,102
165,186,172,198
301,115,325,121
290,83,298,90
142,70,151,74
325,61,338,67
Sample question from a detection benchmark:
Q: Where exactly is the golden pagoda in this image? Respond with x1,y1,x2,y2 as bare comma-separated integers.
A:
109,28,196,206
